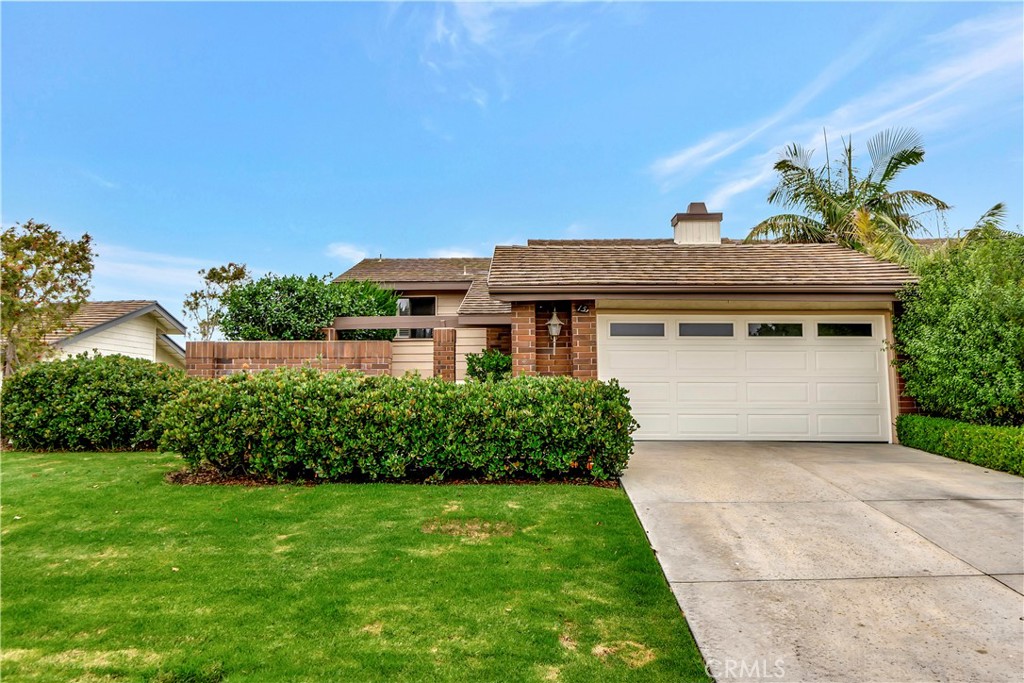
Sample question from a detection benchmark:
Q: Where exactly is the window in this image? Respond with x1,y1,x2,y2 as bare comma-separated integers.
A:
679,322,734,337
396,297,436,339
818,322,873,337
610,322,665,337
748,322,803,337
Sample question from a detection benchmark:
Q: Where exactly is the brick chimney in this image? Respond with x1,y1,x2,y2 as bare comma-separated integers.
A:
671,202,723,244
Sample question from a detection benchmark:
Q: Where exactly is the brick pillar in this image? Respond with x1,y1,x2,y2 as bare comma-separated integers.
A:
511,302,536,377
571,300,597,380
433,328,456,381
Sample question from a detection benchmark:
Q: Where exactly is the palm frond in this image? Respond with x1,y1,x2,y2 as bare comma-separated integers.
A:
745,214,829,243
971,203,1006,231
866,128,924,182
852,210,924,267
777,143,815,171
869,190,950,235
962,203,1012,245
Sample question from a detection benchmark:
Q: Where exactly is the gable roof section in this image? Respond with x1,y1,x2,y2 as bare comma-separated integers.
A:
457,278,512,315
488,243,915,295
157,333,186,360
335,257,491,285
45,300,187,346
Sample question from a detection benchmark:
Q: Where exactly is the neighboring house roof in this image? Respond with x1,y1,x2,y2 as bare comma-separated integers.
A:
487,242,915,294
457,278,512,315
45,300,187,346
335,257,491,284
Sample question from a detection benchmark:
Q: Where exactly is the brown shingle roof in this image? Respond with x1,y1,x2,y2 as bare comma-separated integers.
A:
335,257,491,284
488,243,915,293
44,300,162,344
458,278,512,315
527,238,675,246
527,237,745,246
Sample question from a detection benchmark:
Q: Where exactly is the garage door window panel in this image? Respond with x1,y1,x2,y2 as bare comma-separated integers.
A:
609,322,665,337
818,322,873,338
748,322,803,337
678,322,734,337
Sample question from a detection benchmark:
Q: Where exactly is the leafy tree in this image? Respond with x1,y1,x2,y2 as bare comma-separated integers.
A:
1,220,94,376
220,274,397,341
894,217,1024,426
182,262,251,340
745,128,949,265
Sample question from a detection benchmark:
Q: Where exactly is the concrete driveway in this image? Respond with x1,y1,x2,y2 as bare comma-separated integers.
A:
622,442,1024,682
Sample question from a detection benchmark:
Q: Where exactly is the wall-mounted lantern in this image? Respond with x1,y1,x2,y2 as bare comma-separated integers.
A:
546,311,564,348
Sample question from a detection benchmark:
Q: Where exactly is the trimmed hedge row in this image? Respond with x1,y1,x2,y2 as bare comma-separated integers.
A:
897,415,1024,476
158,368,638,481
1,354,191,451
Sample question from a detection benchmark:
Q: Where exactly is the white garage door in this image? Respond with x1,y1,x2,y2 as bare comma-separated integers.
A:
598,314,891,442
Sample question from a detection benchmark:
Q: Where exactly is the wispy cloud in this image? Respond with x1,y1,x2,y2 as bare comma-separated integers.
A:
655,7,1024,211
80,170,120,190
408,2,591,110
89,243,210,313
429,246,481,258
326,242,368,263
650,17,897,187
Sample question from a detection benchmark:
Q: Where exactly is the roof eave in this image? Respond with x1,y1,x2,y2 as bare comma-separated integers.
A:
486,284,910,301
53,302,187,347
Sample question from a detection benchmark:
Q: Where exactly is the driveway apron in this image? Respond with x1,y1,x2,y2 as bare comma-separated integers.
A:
621,442,1024,682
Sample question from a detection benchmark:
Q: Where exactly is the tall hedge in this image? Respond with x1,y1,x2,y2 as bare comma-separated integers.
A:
1,354,191,451
894,228,1024,426
158,369,638,481
220,275,397,341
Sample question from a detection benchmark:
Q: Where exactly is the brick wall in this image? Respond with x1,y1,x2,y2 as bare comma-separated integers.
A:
896,366,920,416
433,328,456,381
186,340,392,378
485,326,512,354
570,300,597,380
511,302,537,377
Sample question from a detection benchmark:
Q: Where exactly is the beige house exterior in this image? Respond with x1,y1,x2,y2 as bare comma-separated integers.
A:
45,301,187,370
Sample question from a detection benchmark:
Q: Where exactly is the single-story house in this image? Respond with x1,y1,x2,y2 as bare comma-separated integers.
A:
44,300,187,370
335,203,916,443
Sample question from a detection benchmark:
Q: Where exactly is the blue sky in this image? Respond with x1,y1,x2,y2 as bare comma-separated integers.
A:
3,2,1022,323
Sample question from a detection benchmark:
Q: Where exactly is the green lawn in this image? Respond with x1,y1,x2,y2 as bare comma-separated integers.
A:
0,452,709,682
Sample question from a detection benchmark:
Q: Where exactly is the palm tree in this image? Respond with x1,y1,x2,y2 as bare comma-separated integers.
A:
744,128,950,265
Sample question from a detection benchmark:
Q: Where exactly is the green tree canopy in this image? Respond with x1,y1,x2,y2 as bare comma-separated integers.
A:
220,274,397,341
894,219,1024,426
2,220,95,376
745,128,949,265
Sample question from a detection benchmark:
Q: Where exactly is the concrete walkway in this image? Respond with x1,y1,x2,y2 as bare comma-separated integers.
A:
622,442,1024,682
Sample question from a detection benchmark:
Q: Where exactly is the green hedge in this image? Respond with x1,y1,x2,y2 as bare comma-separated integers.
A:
897,415,1024,476
465,349,512,382
158,368,638,481
1,354,191,451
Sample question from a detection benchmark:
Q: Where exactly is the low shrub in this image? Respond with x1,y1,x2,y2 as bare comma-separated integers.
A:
465,349,512,382
1,354,192,451
158,368,638,481
897,414,1024,476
